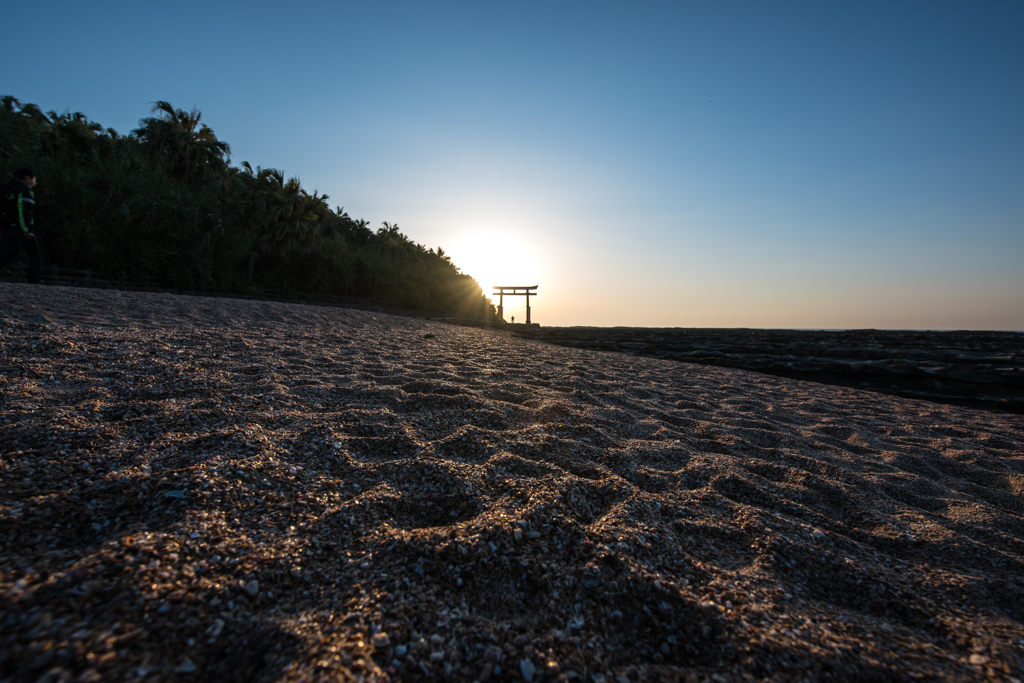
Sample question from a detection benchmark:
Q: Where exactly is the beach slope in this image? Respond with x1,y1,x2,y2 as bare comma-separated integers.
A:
1,284,1022,682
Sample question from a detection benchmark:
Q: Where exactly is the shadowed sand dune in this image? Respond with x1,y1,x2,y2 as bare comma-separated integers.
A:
1,283,1022,682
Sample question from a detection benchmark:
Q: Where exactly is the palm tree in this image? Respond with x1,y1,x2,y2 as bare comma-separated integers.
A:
136,101,230,186
1,95,22,114
240,164,329,279
41,111,105,154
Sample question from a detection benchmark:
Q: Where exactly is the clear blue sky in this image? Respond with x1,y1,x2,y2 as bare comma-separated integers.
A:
9,1,1023,328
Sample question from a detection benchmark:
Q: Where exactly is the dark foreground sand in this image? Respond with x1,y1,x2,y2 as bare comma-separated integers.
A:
1,283,1022,682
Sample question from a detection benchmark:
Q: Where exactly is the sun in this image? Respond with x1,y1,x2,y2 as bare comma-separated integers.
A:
447,233,540,304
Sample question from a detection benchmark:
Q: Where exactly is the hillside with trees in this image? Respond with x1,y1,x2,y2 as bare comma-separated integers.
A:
0,96,495,319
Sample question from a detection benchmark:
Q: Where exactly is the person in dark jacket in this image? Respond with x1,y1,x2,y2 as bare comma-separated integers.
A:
0,167,42,284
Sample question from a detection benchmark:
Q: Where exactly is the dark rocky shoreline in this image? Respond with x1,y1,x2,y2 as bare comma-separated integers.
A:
514,327,1024,413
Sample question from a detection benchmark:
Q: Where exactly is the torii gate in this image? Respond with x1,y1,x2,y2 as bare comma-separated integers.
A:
493,285,538,324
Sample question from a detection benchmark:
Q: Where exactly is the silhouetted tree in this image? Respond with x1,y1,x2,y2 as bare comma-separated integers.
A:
136,101,230,186
0,95,496,319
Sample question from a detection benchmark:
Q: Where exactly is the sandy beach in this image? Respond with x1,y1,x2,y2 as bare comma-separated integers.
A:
1,283,1022,682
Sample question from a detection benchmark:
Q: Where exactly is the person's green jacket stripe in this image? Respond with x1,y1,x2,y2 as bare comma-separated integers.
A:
4,178,35,234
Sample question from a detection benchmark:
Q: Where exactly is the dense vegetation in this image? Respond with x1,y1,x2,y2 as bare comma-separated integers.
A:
0,96,495,319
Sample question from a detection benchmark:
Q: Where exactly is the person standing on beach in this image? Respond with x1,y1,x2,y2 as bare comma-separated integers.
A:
0,168,42,284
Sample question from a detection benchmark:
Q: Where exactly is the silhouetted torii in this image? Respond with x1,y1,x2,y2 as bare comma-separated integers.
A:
493,285,538,325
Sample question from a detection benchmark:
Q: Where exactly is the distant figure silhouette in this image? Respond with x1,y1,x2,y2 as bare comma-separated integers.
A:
511,316,515,323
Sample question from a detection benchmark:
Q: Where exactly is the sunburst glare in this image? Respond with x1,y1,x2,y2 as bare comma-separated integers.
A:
448,233,540,307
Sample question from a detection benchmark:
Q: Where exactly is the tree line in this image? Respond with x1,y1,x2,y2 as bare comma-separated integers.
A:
0,96,495,319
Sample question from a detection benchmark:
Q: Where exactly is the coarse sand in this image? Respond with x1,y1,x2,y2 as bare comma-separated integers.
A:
1,283,1023,682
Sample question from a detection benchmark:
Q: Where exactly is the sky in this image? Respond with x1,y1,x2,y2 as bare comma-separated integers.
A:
7,1,1023,329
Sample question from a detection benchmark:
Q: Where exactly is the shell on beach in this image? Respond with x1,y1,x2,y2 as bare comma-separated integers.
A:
1,283,1023,682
